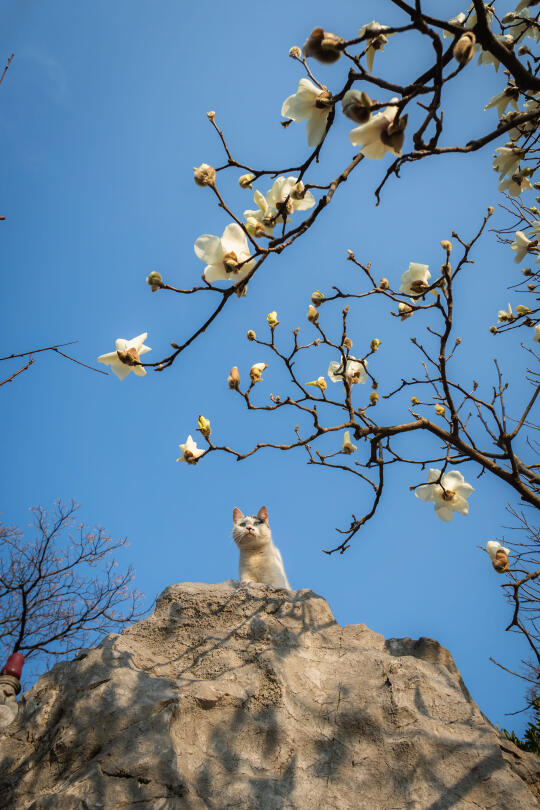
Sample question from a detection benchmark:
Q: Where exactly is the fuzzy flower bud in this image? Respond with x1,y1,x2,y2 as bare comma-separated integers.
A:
342,89,372,124
489,325,498,334
341,430,357,454
193,163,216,187
228,366,241,390
289,46,302,59
307,304,319,323
516,305,532,317
410,396,419,405
453,31,476,66
207,111,216,120
307,376,327,392
379,277,390,290
440,240,452,253
369,391,379,405
197,415,211,438
522,268,534,276
370,339,381,351
250,362,268,383
398,302,413,320
246,330,256,341
434,404,446,416
343,337,353,350
303,27,344,63
311,290,325,307
146,270,162,292
238,173,255,189
267,311,279,328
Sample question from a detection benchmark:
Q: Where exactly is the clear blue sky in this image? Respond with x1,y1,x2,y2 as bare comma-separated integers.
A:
1,0,536,734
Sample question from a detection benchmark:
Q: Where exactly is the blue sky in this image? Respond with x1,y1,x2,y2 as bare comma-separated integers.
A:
1,0,537,734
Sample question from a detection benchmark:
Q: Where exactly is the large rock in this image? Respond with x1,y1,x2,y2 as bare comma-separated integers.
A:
1,581,539,809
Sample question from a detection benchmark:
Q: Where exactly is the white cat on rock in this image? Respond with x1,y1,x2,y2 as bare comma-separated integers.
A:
232,506,291,589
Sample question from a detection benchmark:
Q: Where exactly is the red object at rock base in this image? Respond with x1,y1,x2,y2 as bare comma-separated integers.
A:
1,652,24,679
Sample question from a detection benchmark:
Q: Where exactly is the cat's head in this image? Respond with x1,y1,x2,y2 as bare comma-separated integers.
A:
232,506,271,550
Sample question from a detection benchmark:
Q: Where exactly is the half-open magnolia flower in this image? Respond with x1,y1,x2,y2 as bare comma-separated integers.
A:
97,333,151,380
486,540,510,573
415,468,474,522
400,262,431,297
498,303,514,322
498,171,533,196
342,431,357,454
492,146,523,179
328,356,368,384
349,98,405,159
194,223,255,284
177,435,205,465
485,87,520,116
476,35,514,71
244,176,315,234
358,21,391,73
511,231,533,263
281,78,332,147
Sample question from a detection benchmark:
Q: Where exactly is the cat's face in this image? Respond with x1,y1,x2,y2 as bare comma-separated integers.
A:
232,506,271,550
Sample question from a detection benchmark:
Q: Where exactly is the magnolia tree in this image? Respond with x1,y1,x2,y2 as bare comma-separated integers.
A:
97,2,540,681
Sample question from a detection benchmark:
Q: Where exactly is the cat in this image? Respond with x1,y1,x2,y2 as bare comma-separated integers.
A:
232,506,291,589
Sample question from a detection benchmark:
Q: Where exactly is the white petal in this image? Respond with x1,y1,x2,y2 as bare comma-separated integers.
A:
194,234,223,264
426,468,441,484
204,262,229,283
139,344,152,356
294,189,316,211
486,540,500,560
282,93,313,122
451,495,469,516
327,360,343,382
221,223,248,255
128,332,148,351
115,339,127,353
306,111,329,147
132,364,147,377
98,351,119,366
415,484,434,502
434,504,455,522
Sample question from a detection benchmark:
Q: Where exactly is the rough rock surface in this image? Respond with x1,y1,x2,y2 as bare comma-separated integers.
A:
1,581,539,809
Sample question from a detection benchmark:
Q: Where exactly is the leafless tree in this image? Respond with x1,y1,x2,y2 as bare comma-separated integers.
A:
0,502,144,681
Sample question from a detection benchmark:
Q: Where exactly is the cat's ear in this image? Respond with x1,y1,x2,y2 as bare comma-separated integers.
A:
257,506,268,522
233,508,244,524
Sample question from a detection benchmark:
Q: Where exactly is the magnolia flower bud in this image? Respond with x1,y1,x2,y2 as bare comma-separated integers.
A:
522,267,534,276
398,302,413,320
529,207,540,216
370,339,381,351
453,31,476,66
267,311,279,328
146,270,162,292
440,240,452,253
492,550,509,573
235,284,248,298
379,277,390,290
487,206,495,215
342,89,372,124
311,290,325,307
341,431,357,454
246,330,256,341
307,376,327,392
489,325,498,334
291,181,306,200
303,27,344,63
410,396,419,405
197,415,211,438
207,110,216,120
434,404,446,416
369,391,379,404
289,45,302,59
245,217,266,238
193,163,216,187
343,337,353,350
228,366,241,390
380,114,408,154
238,173,255,189
250,362,268,383
516,304,532,317
307,304,319,323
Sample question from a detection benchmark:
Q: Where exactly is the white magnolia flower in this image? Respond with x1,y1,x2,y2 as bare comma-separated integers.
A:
358,21,390,73
486,540,510,559
485,88,519,116
530,220,540,239
492,146,523,178
415,468,474,522
534,323,540,342
498,172,533,196
511,230,533,263
442,12,466,37
177,435,205,465
498,303,514,322
281,78,332,147
399,262,431,297
466,5,494,30
244,176,315,234
328,356,368,384
486,540,510,572
349,98,404,159
244,190,276,237
342,431,357,454
194,223,255,284
476,35,514,71
97,332,151,380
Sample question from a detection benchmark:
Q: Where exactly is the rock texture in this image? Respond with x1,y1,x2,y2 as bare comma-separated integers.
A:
1,580,539,809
